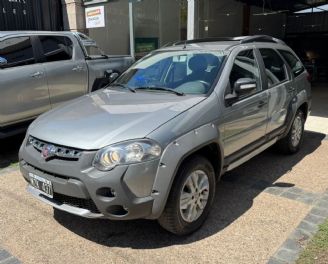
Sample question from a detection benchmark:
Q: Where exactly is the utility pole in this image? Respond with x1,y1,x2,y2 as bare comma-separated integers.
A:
187,0,195,40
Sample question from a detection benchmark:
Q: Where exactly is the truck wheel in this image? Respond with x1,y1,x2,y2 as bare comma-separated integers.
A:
277,110,305,154
158,155,215,235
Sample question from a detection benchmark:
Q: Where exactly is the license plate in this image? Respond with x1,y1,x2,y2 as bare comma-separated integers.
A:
29,173,53,198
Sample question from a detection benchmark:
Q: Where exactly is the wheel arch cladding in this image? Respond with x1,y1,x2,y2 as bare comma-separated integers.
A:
298,102,309,120
150,123,223,219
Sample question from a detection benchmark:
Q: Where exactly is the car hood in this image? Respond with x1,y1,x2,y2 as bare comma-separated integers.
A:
29,89,205,150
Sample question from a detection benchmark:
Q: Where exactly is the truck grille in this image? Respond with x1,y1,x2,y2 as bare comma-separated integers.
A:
28,136,82,160
53,193,100,214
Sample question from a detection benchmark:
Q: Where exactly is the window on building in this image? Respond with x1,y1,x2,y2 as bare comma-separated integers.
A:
278,50,305,77
229,49,261,96
259,48,287,87
0,37,35,69
39,36,73,62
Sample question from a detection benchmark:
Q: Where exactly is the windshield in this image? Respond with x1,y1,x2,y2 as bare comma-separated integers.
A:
114,50,226,95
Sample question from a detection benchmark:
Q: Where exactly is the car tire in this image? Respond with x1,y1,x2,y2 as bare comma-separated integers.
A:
158,155,216,235
276,110,305,154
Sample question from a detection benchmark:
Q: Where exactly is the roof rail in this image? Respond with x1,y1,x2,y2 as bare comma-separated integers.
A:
172,37,244,46
170,35,285,46
240,35,286,45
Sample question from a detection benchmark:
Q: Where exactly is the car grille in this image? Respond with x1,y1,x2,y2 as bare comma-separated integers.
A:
28,136,82,160
53,193,100,214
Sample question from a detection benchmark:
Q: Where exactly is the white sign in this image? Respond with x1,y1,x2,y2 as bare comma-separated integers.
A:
83,0,108,6
85,6,105,28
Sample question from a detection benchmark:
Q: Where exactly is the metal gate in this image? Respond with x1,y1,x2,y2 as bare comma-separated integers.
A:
0,0,63,31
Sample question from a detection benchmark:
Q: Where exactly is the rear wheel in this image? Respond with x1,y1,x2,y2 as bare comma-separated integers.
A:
158,155,216,235
276,110,305,154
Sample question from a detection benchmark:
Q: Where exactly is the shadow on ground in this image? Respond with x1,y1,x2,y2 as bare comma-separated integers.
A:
54,130,326,249
0,134,25,169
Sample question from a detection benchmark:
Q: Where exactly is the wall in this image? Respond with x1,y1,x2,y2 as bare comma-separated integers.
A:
249,6,287,38
159,0,183,46
0,0,63,31
87,0,130,55
61,0,85,32
197,0,244,38
86,0,183,55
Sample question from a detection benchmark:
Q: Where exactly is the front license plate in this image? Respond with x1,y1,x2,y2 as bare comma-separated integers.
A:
29,173,53,198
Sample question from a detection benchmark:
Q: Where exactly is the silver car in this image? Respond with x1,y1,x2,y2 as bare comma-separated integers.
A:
19,35,311,235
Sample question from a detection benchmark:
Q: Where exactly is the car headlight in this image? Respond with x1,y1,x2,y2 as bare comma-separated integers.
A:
93,139,162,171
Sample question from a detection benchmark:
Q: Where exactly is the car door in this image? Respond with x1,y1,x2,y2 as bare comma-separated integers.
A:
257,48,294,133
0,35,50,126
37,34,88,108
222,49,269,157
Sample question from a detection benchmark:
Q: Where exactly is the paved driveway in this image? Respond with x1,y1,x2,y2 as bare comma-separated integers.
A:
0,84,327,264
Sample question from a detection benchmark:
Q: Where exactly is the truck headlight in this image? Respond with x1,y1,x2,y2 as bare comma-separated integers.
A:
93,139,162,171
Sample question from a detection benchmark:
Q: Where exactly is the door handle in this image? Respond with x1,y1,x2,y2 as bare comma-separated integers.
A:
30,71,43,78
257,100,267,108
72,65,84,72
288,87,296,93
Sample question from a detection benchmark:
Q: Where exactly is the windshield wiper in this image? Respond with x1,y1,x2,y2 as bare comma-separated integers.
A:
135,86,185,96
107,83,136,93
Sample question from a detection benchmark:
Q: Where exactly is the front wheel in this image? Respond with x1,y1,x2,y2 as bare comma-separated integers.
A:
276,110,305,154
158,155,216,235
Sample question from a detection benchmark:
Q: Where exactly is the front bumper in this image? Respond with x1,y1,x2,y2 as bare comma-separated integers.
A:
19,140,160,220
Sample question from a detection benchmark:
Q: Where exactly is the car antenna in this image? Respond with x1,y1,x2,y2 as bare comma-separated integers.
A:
183,39,187,49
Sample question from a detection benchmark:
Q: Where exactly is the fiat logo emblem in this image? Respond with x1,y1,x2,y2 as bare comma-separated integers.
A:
41,144,57,159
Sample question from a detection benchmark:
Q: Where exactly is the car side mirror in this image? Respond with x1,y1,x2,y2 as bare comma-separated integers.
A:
105,70,119,84
0,57,8,68
234,78,257,95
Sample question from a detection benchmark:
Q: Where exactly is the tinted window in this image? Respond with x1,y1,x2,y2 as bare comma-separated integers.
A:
229,49,261,96
0,37,35,69
40,36,73,62
116,51,225,94
259,48,287,87
279,50,304,77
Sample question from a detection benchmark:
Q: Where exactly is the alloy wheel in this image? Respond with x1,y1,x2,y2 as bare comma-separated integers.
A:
179,170,209,223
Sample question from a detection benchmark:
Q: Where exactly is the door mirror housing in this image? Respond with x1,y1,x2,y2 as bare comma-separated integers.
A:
0,57,8,68
234,78,257,95
105,70,119,84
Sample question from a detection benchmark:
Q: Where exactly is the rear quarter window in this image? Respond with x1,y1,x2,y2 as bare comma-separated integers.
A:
278,50,305,78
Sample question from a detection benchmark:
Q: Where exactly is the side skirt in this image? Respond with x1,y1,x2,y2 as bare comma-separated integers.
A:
226,138,278,172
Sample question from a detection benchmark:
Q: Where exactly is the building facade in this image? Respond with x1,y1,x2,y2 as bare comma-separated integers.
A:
0,0,63,31
61,0,288,56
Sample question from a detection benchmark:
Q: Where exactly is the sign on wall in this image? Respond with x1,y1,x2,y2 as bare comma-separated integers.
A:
83,0,108,5
85,5,105,28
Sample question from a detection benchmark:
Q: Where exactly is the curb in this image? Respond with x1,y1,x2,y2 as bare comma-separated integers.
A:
0,248,21,264
268,190,328,264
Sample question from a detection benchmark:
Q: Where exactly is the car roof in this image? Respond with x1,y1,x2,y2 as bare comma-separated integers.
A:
159,41,239,52
0,31,75,38
158,35,287,52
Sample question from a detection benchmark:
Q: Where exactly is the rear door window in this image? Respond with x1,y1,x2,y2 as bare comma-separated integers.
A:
0,36,35,69
259,48,288,87
39,36,73,62
278,50,304,77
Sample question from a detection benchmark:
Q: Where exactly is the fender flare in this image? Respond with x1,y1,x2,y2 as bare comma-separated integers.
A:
149,123,224,219
281,90,309,138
